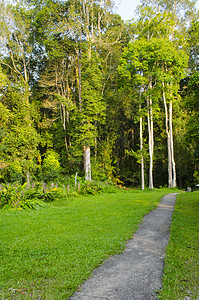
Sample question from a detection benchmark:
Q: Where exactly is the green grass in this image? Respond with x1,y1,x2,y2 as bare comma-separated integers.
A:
0,188,178,299
158,191,199,299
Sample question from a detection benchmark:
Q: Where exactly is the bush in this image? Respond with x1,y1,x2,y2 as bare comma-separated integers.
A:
42,150,61,182
0,180,118,211
0,184,44,210
79,181,117,195
0,183,61,210
1,161,24,184
9,161,23,183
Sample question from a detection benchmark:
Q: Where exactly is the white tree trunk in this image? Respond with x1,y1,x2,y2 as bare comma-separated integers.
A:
147,92,153,190
140,115,145,190
148,130,153,190
84,145,91,181
169,101,177,187
139,89,145,190
162,84,173,188
167,132,173,188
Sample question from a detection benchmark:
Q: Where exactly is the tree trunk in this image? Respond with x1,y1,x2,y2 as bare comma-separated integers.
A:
141,147,145,190
139,96,145,190
169,100,177,187
84,145,91,181
162,83,173,188
147,92,153,190
140,116,145,190
167,131,173,188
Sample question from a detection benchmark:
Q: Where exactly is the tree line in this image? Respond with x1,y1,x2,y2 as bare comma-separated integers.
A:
0,0,198,189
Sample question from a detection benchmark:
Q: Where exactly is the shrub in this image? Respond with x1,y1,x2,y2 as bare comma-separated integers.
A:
42,150,61,182
0,180,118,211
9,161,23,183
0,184,45,210
79,181,117,195
0,183,61,210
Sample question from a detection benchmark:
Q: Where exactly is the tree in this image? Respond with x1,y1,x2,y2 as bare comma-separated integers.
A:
157,41,188,187
0,0,196,188
0,2,41,184
119,39,155,189
29,0,124,181
134,0,193,188
0,67,10,176
119,31,188,188
138,0,197,42
67,0,123,181
183,20,199,183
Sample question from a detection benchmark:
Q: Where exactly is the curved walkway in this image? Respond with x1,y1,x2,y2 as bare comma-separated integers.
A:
70,193,178,300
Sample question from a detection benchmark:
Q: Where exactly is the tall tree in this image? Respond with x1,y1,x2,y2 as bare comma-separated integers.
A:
0,2,40,184
157,41,188,187
67,0,122,181
183,20,199,183
119,39,155,189
31,0,123,181
134,0,194,188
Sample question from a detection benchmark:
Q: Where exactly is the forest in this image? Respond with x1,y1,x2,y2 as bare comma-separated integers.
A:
0,0,199,190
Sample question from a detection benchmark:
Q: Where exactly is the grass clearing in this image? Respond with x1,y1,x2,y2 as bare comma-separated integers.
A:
0,188,178,299
158,191,199,299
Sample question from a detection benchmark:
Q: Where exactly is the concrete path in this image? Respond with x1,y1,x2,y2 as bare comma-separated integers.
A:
70,193,178,300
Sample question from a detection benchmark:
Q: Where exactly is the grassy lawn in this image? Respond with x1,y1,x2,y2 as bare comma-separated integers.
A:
159,191,199,299
0,187,176,299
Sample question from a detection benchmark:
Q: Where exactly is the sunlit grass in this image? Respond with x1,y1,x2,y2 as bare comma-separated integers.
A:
158,192,199,299
0,188,179,299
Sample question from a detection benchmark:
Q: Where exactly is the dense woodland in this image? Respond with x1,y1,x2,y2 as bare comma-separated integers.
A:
0,0,199,189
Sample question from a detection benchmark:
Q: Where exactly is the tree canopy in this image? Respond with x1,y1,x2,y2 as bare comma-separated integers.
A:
0,0,198,188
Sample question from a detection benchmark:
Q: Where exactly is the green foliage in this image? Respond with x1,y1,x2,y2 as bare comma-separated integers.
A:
0,103,11,126
91,160,111,181
39,187,61,203
0,183,61,210
8,161,23,183
92,141,116,181
0,0,198,187
0,178,118,211
126,148,149,164
0,66,7,87
184,72,199,174
0,184,45,210
186,73,199,137
188,20,199,72
193,171,199,183
80,181,117,195
2,125,41,181
42,150,61,182
0,81,41,183
119,38,188,88
69,173,85,185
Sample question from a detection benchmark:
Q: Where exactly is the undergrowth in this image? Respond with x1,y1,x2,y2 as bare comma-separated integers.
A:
0,181,118,210
0,183,61,210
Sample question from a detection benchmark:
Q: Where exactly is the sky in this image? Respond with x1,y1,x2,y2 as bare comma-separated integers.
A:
114,0,138,20
114,0,199,21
